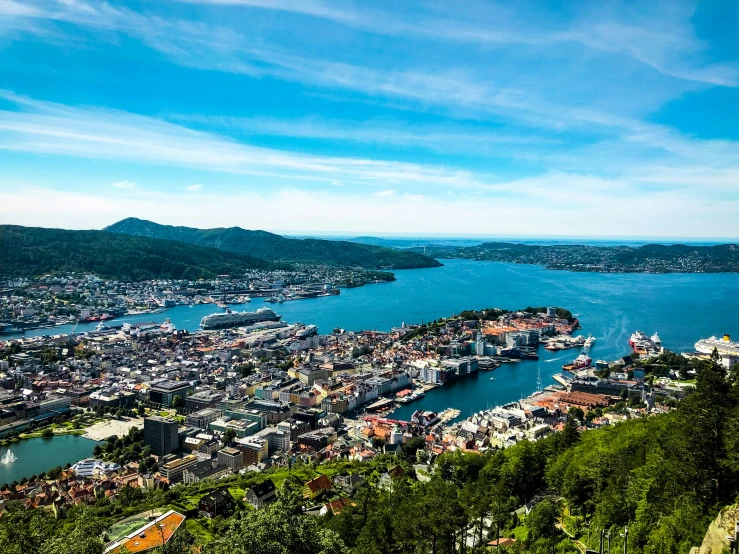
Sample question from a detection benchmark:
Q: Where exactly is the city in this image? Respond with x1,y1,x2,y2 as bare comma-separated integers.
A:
2,1,739,553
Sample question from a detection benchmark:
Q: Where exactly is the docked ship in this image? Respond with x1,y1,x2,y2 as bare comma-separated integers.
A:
562,353,592,371
629,330,664,356
200,307,281,330
695,334,739,358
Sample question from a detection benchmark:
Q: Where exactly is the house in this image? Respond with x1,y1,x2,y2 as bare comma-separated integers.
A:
334,473,365,494
320,497,351,516
245,479,276,509
198,488,234,519
303,475,332,499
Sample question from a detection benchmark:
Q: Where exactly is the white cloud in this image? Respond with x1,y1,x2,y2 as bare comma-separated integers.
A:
112,180,136,189
186,184,203,191
375,189,396,197
1,184,737,238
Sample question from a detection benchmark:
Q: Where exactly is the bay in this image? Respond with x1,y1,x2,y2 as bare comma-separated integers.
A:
0,435,98,485
8,260,739,421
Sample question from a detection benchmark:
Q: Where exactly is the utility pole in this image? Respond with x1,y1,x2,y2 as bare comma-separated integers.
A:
600,529,604,554
607,531,611,554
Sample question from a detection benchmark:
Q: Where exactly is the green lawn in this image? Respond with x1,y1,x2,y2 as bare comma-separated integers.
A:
185,519,215,543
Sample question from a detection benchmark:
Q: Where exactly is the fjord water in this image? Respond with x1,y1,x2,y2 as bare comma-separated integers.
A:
13,260,739,420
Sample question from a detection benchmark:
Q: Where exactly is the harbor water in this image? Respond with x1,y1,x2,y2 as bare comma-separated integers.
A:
8,260,739,421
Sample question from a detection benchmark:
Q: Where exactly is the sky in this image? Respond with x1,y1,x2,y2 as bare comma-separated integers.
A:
0,0,738,238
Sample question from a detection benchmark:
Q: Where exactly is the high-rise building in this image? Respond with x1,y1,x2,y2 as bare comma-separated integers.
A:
144,416,179,456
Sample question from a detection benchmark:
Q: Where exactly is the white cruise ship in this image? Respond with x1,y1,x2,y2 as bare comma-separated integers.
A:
695,334,739,357
200,307,281,330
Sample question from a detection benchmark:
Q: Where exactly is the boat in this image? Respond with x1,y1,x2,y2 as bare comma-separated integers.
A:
695,334,739,357
1,450,17,464
490,377,495,381
200,307,282,330
562,353,592,371
216,302,229,309
584,335,596,348
630,330,663,356
160,318,176,333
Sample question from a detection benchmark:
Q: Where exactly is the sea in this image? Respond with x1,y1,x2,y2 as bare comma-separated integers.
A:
5,259,739,424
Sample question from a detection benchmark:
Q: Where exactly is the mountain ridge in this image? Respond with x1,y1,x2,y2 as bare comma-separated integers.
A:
0,225,281,280
105,218,442,269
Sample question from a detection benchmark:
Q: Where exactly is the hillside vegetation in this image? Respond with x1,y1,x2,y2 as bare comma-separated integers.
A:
0,225,279,280
105,218,442,270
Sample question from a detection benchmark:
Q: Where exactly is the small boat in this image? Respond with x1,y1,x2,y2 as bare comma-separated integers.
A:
584,335,596,348
562,353,592,372
490,377,495,381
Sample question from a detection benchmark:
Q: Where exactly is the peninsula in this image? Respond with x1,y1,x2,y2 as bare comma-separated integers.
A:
411,241,739,273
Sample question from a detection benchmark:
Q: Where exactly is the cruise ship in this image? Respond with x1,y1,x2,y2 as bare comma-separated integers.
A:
695,334,739,358
200,307,281,330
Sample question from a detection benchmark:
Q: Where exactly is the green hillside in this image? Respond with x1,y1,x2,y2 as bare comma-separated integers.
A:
105,218,442,270
0,225,279,280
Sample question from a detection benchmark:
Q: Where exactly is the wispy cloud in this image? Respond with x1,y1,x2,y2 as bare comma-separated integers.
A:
375,189,396,197
186,183,203,191
176,0,739,87
0,90,499,192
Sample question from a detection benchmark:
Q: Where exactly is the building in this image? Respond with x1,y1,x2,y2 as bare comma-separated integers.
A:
182,459,231,484
186,408,222,430
245,479,277,509
38,396,72,415
198,488,234,519
70,458,120,478
236,437,268,467
160,455,197,483
217,446,243,472
297,427,337,450
144,416,179,456
148,379,193,407
103,510,186,554
303,475,332,499
298,367,331,386
185,390,225,411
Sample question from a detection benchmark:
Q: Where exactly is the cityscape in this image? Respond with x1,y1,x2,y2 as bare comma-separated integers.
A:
2,1,739,554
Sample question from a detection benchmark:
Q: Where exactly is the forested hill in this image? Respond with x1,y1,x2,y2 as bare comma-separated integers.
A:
415,241,739,273
105,218,442,270
0,225,280,280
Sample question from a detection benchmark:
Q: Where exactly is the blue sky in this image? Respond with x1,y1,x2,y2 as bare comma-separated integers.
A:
0,0,738,237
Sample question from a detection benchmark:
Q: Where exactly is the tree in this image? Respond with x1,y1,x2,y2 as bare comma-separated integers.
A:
527,500,557,543
221,428,237,447
568,406,584,423
41,428,54,438
171,396,184,409
204,497,346,554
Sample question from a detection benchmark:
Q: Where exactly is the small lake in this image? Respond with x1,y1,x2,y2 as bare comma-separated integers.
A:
0,435,98,485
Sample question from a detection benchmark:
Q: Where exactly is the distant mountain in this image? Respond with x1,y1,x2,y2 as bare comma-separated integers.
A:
105,218,442,269
0,225,279,280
